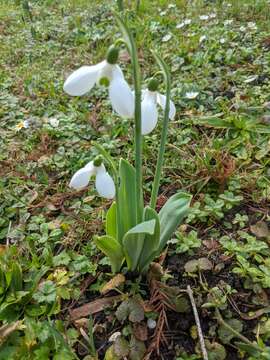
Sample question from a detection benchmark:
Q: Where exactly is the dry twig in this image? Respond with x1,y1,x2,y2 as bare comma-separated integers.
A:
186,285,208,360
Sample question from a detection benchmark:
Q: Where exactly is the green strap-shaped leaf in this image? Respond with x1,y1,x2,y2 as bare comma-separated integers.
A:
11,262,22,292
123,219,156,271
138,207,160,272
158,192,192,252
118,159,137,243
94,236,124,273
106,202,117,239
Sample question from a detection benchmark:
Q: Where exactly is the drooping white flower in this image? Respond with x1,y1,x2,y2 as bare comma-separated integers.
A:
185,91,199,100
48,117,59,128
199,15,209,21
162,34,172,42
63,46,134,119
69,160,115,199
224,19,233,26
176,19,191,29
141,83,176,135
247,22,257,30
199,35,207,43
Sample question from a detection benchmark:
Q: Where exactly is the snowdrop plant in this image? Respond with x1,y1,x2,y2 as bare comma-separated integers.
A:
64,14,192,274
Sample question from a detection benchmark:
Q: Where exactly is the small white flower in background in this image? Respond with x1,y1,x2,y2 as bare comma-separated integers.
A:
49,117,59,128
199,35,207,43
69,158,115,199
141,79,176,135
176,19,191,29
185,91,199,100
227,3,232,7
247,22,257,30
224,19,233,26
159,10,167,16
147,319,157,329
220,38,226,44
63,46,134,119
15,120,29,131
199,15,209,21
162,33,172,42
209,13,217,18
244,75,258,84
239,26,246,32
168,3,176,9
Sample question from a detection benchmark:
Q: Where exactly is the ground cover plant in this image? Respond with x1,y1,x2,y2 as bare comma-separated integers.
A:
0,0,270,359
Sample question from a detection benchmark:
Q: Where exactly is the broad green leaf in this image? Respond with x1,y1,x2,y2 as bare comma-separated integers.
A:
95,235,124,273
106,202,117,239
118,159,137,243
137,207,160,272
158,192,192,252
123,219,156,271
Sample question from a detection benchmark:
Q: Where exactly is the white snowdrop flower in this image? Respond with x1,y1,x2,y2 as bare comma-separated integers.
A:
168,3,176,9
176,22,185,29
227,3,232,7
209,13,217,18
63,46,134,119
159,10,167,16
224,19,233,26
141,79,176,135
49,117,59,128
176,19,191,29
162,33,172,42
199,35,207,43
147,319,157,329
199,15,209,21
220,38,226,44
69,159,115,199
247,22,257,30
185,91,199,100
244,75,258,84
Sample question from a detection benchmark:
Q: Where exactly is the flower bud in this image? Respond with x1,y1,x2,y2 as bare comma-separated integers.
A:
106,45,119,65
147,78,159,92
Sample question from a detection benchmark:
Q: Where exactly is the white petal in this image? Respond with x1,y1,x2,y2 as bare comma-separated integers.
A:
69,167,93,190
109,68,134,118
156,93,176,120
141,91,158,135
63,61,105,96
95,172,115,199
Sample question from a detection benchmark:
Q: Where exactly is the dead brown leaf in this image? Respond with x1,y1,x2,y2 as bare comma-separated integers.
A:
100,274,125,295
133,323,148,341
70,295,123,321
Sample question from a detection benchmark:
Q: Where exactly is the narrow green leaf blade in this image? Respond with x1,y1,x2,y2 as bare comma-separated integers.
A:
138,207,160,272
158,192,192,252
118,159,137,243
123,219,156,271
94,235,124,273
106,202,117,239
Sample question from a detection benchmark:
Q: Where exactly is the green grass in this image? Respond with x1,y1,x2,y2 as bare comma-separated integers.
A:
0,0,270,359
